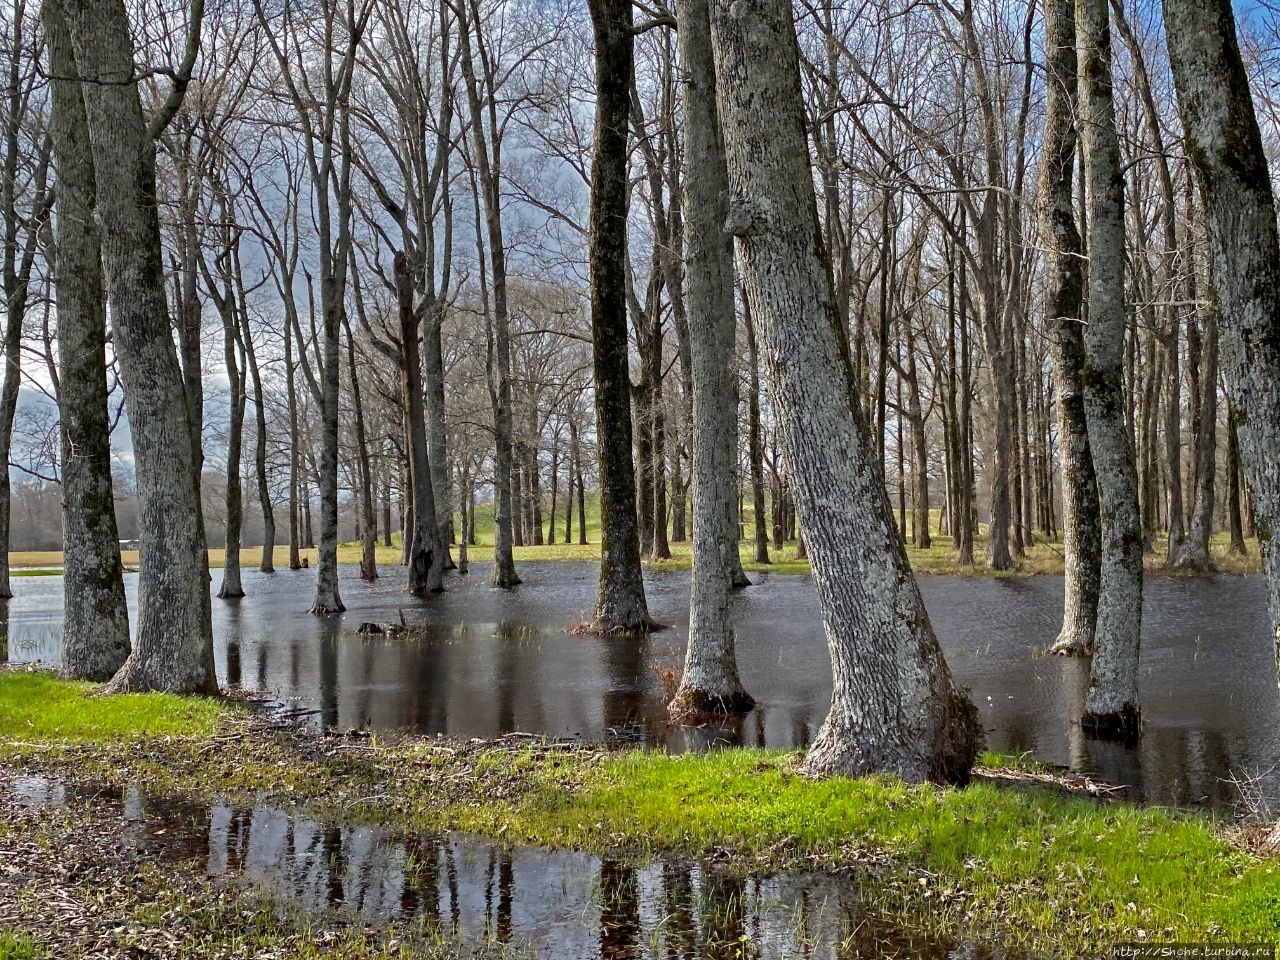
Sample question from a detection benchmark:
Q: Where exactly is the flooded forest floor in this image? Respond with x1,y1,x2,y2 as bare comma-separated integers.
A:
1,671,1278,958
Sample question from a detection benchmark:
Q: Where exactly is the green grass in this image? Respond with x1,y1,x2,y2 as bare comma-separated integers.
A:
0,671,235,742
2,675,1276,956
444,749,1280,949
0,933,42,960
7,495,1263,577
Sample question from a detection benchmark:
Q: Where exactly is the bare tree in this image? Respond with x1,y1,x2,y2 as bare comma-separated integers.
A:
669,0,751,714
1039,0,1100,657
43,0,130,681
1164,0,1280,664
1077,0,1142,734
708,0,979,782
57,0,216,693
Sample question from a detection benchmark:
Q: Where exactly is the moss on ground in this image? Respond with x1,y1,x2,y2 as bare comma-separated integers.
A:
0,674,1277,956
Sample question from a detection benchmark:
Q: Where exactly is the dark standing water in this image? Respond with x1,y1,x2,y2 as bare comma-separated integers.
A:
4,562,1278,809
6,775,1028,959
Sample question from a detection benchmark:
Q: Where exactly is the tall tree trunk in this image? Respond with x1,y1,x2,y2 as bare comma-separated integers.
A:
564,439,574,544
343,314,378,582
62,0,215,693
216,280,246,599
0,1,46,602
244,302,275,573
1227,402,1247,556
574,420,588,545
396,251,442,594
1040,0,1101,657
1163,0,1280,670
584,0,651,634
458,4,518,588
422,302,455,570
709,0,979,782
1077,0,1142,735
744,293,770,564
310,290,346,615
286,323,302,570
670,0,752,715
904,326,932,549
1179,312,1218,570
45,0,130,680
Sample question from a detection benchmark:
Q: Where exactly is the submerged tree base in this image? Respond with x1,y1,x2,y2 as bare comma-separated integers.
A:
1048,629,1094,657
667,686,755,718
569,617,666,638
307,602,346,616
1081,703,1141,741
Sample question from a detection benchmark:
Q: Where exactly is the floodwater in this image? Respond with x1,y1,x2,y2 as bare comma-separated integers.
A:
6,774,1028,959
3,561,1278,810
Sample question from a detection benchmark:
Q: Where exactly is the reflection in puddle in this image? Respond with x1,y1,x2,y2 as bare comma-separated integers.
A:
8,776,1028,959
5,562,1279,809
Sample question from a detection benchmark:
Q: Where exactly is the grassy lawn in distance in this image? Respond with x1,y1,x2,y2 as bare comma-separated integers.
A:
7,497,1262,578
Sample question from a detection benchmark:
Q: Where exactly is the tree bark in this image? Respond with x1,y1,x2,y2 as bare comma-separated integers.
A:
709,0,980,782
1077,0,1142,735
1227,402,1247,556
744,292,770,564
584,0,652,634
1039,0,1101,657
1163,0,1280,664
0,0,47,602
286,322,302,570
343,312,378,582
670,0,752,716
904,325,932,549
215,268,246,599
457,1,519,588
1179,312,1218,570
61,0,216,693
243,300,275,573
45,0,130,681
396,251,443,595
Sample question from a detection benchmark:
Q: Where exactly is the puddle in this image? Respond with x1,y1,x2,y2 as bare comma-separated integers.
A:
7,775,1032,959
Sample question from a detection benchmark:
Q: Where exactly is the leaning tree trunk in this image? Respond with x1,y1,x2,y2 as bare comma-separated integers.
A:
61,0,215,693
670,0,752,715
584,0,651,634
1077,0,1142,735
1179,312,1219,570
396,251,443,595
45,0,130,681
708,0,980,782
1164,0,1280,663
1039,0,1101,657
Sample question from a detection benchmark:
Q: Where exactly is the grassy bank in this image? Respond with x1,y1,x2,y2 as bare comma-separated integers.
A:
0,672,1276,957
